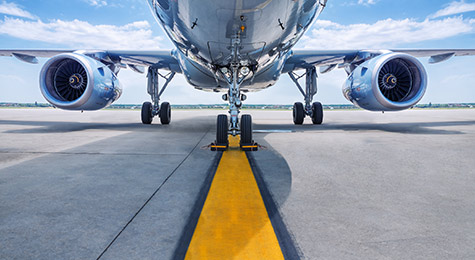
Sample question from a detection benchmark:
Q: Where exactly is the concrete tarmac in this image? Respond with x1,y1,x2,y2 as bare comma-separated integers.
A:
1,108,475,259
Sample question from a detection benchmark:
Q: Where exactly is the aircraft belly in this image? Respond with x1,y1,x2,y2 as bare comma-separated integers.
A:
174,0,291,66
150,0,324,89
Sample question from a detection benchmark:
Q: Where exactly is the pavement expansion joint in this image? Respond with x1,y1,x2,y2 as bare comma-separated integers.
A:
96,130,210,259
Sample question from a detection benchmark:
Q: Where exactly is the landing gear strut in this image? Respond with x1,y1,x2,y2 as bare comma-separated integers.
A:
212,33,257,151
141,67,175,125
214,65,254,149
289,67,324,125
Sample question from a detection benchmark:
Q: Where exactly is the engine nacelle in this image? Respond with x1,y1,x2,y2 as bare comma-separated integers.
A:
343,52,427,111
40,53,122,110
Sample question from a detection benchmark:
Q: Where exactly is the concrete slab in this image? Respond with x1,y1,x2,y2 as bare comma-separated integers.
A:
1,108,475,259
0,109,219,259
250,109,475,260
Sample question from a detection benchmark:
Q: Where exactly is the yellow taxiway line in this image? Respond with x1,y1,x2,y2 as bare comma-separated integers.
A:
185,136,284,259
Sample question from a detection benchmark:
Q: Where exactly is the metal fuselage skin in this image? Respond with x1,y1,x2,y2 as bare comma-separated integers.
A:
147,0,325,92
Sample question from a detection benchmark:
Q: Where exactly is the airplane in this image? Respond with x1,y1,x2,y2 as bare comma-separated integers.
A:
1,0,474,148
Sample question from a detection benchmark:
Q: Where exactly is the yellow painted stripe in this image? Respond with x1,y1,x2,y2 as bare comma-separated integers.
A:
211,145,227,148
185,136,284,260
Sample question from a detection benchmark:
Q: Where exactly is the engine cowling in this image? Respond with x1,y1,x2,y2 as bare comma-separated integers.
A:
40,53,122,110
343,52,427,111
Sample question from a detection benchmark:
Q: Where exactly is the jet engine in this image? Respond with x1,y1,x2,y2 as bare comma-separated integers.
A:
343,52,427,111
40,53,122,110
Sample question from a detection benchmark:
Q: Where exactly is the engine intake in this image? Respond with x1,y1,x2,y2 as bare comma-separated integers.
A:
343,52,427,111
52,59,88,101
40,53,122,110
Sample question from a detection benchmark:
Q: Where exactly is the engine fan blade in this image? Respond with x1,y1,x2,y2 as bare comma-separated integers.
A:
53,59,88,102
378,58,413,102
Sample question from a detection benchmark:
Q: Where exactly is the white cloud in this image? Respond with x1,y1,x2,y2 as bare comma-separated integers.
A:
0,1,36,19
357,0,377,6
0,17,164,50
84,0,108,7
430,1,475,19
299,17,475,49
0,73,25,84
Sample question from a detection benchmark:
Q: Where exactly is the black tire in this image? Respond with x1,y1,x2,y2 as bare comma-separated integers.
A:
311,102,324,125
216,114,228,144
141,101,153,124
293,102,305,125
159,102,171,125
240,114,252,144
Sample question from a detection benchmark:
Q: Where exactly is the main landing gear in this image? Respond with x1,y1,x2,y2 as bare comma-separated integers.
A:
289,67,324,125
141,67,175,125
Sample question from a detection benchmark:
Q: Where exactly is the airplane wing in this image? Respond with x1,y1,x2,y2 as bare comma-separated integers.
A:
0,49,181,73
284,49,475,73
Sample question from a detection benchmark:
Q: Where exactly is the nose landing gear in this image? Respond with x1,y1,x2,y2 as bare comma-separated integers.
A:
211,64,257,151
212,113,256,151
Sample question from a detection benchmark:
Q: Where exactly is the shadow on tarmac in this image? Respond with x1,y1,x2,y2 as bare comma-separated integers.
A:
2,119,475,135
0,118,212,134
253,120,475,135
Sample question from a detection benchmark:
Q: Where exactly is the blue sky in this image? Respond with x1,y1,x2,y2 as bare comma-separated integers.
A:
0,0,474,104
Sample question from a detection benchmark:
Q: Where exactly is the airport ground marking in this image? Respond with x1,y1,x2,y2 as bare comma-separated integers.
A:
184,136,285,259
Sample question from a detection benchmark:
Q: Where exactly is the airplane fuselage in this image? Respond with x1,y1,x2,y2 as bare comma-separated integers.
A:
148,0,326,92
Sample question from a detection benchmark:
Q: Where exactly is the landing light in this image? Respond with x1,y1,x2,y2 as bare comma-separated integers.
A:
239,66,250,76
221,67,231,79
